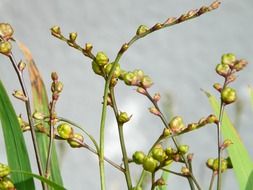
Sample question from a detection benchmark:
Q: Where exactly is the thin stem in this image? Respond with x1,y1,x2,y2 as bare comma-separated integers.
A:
110,87,132,189
151,172,156,190
161,168,188,178
209,172,216,190
217,102,225,190
45,99,56,178
8,54,46,190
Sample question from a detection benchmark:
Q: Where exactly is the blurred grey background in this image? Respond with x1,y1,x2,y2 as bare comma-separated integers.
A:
0,0,253,189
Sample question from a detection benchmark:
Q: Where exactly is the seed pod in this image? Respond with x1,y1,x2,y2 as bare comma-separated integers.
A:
18,61,26,72
149,107,160,116
92,61,103,76
12,90,28,102
0,41,12,55
152,146,167,162
213,83,222,92
215,63,230,77
123,72,135,85
153,93,161,102
181,167,190,176
168,116,185,133
206,158,214,169
136,25,149,35
221,87,237,104
118,112,131,123
0,163,10,178
234,59,248,72
51,26,61,35
178,145,189,155
85,43,93,52
206,114,218,124
95,52,109,66
69,32,77,41
0,177,15,190
141,75,153,88
162,128,172,137
133,69,144,81
0,23,14,39
57,123,73,139
142,156,158,173
132,151,146,165
104,62,121,78
68,133,84,148
51,81,63,94
32,111,44,120
221,53,236,66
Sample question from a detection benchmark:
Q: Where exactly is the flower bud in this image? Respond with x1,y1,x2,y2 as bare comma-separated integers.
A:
51,26,61,35
221,139,233,150
215,63,230,77
234,59,248,72
213,83,222,92
141,75,153,88
104,62,121,78
0,23,14,39
51,81,63,94
178,145,189,154
69,32,77,42
206,114,218,124
206,158,214,169
57,123,73,139
12,90,27,102
118,112,131,124
0,177,15,190
133,69,144,81
18,60,26,72
92,61,103,76
51,72,58,81
119,70,127,80
168,116,185,133
155,178,166,186
149,107,160,116
221,87,237,104
221,53,236,66
136,87,147,95
0,41,12,55
152,146,167,162
32,111,44,120
0,163,10,178
162,128,172,137
123,72,135,85
143,156,158,173
136,25,149,35
153,93,161,102
68,133,84,148
95,52,109,66
181,167,190,176
132,151,146,165
212,158,227,172
165,147,174,156
85,43,93,52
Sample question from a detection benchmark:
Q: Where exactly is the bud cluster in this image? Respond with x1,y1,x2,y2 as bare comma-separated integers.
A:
51,72,63,101
0,163,15,190
56,123,84,148
206,157,232,173
132,144,190,174
0,23,14,56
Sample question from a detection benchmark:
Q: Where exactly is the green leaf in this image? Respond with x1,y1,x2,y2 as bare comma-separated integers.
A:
11,170,66,190
248,86,253,108
0,80,35,189
18,41,63,186
205,91,253,190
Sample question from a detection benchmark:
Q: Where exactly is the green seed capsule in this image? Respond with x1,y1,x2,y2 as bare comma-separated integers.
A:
0,177,15,190
206,158,214,169
118,112,131,123
142,156,158,173
152,147,167,162
123,72,135,85
132,151,146,165
221,87,237,104
0,23,14,39
69,32,77,41
215,63,230,77
68,133,84,148
0,41,12,55
104,62,121,78
141,75,153,88
95,52,109,66
57,123,73,139
92,61,103,76
0,163,10,178
178,145,189,154
169,116,185,133
221,53,236,66
136,25,149,35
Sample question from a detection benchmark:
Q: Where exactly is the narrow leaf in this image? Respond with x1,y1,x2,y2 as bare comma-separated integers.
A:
205,91,253,190
248,86,253,109
18,41,63,186
11,170,66,190
0,80,35,189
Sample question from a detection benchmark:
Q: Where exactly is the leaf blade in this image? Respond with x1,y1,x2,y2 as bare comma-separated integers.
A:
205,91,253,190
0,80,35,189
